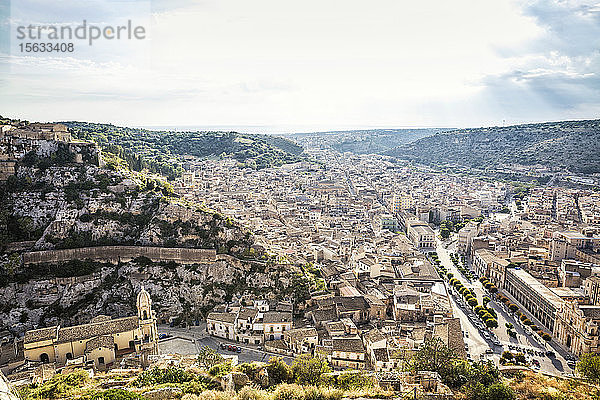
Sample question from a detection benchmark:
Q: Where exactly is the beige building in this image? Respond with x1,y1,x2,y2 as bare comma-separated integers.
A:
206,312,237,340
330,336,366,370
263,311,292,341
23,288,158,370
473,249,509,289
554,301,600,356
407,220,435,250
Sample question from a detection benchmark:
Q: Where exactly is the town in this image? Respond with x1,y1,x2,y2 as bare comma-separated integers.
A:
1,120,600,400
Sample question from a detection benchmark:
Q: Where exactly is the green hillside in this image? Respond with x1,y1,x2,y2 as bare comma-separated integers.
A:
386,119,600,174
63,122,305,179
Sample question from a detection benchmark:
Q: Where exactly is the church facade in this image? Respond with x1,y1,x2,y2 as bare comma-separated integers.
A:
23,288,158,369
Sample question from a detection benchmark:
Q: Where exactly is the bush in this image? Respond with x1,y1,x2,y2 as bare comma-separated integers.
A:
131,367,197,387
209,361,233,377
30,370,89,399
274,384,305,400
266,357,292,386
90,389,144,400
336,371,373,390
291,356,332,386
237,387,269,400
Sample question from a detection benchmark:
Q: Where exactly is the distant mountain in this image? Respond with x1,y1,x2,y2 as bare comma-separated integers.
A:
289,128,446,154
63,122,306,179
386,120,600,175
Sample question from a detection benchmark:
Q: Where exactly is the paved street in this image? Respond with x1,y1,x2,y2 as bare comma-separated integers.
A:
157,325,294,365
436,237,574,377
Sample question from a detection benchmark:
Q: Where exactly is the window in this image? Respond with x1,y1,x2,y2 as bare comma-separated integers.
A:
66,353,73,360
98,357,105,364
40,353,49,363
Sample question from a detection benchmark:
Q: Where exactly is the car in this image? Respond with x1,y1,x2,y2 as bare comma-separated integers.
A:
546,351,555,357
227,345,234,351
464,332,469,338
236,347,242,353
485,349,494,354
567,360,577,368
158,333,168,339
220,343,226,350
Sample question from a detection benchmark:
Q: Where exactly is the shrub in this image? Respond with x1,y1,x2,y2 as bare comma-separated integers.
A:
291,356,331,386
237,362,266,384
209,361,233,377
90,389,144,400
30,370,89,399
509,304,518,313
237,387,269,400
266,357,292,386
336,371,373,390
274,384,305,400
132,367,195,387
183,390,234,400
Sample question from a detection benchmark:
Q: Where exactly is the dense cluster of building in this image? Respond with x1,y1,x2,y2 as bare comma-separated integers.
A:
456,185,600,357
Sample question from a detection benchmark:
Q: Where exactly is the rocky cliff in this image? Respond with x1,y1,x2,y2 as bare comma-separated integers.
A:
0,125,306,338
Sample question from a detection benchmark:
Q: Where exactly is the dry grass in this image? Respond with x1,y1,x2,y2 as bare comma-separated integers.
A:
508,371,600,400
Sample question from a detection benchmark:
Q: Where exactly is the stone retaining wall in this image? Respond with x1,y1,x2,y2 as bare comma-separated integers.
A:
23,246,217,265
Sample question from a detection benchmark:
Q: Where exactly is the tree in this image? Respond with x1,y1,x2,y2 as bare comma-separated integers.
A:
197,346,224,370
484,382,515,400
514,353,526,365
408,337,455,377
485,319,498,329
441,228,451,239
509,304,518,313
577,353,600,383
468,298,478,307
291,355,331,385
266,357,292,385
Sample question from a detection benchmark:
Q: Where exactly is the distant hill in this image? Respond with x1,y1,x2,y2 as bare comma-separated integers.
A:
386,119,600,174
289,128,446,154
63,122,306,179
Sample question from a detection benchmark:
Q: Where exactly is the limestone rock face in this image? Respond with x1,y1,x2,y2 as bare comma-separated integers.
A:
0,255,293,337
0,136,298,338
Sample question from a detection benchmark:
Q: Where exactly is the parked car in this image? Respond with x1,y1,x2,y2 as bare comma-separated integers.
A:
546,351,555,357
485,349,494,354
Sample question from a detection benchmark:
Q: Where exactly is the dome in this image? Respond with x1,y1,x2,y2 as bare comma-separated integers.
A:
137,286,152,310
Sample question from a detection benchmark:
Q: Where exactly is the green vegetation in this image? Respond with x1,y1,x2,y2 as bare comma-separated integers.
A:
0,259,111,287
386,119,600,175
577,353,600,384
404,337,514,400
20,370,90,399
290,128,444,155
64,122,305,179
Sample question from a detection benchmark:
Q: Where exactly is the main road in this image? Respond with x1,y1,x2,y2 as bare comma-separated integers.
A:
436,236,574,377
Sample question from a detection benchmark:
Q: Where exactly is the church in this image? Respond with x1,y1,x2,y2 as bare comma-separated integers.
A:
23,288,158,370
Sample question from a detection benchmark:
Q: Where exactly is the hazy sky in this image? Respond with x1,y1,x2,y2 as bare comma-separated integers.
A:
0,0,599,131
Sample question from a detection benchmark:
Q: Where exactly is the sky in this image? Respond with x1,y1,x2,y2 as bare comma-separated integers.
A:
0,0,599,132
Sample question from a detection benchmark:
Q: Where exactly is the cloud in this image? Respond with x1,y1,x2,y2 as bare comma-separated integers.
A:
1,0,600,128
